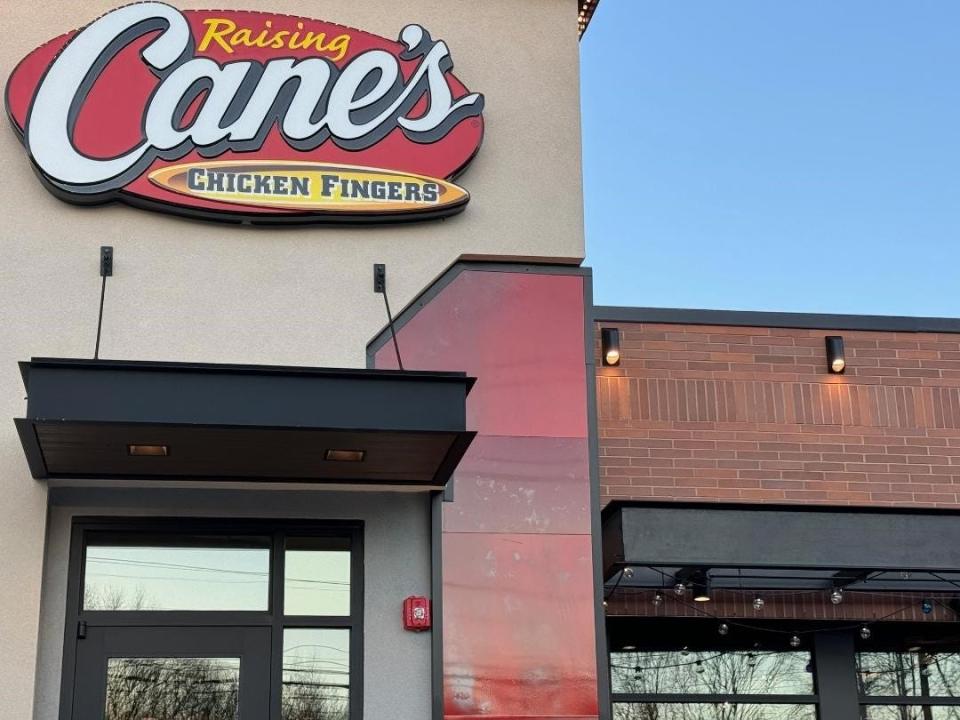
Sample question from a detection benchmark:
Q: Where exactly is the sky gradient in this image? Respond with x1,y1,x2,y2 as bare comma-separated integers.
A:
581,1,960,316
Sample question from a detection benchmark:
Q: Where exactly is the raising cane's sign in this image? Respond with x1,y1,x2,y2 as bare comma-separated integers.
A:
5,3,485,223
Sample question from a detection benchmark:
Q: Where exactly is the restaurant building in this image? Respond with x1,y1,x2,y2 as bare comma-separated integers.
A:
3,2,960,720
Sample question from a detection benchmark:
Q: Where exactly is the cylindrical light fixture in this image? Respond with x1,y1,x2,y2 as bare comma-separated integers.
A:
691,572,711,603
601,327,621,366
825,336,845,374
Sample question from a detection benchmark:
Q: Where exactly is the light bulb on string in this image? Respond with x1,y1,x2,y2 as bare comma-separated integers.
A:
830,587,844,605
622,567,634,579
652,592,664,607
681,646,690,657
753,595,765,611
747,653,757,668
718,623,729,636
674,582,687,597
860,626,872,640
695,660,704,674
789,635,802,648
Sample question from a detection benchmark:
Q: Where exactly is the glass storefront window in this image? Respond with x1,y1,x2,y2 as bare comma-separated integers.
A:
83,536,270,611
611,649,814,696
613,703,817,719
284,538,351,616
859,652,960,698
282,629,350,720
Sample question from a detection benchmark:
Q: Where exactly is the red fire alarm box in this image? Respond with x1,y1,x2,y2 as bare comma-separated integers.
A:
403,596,431,631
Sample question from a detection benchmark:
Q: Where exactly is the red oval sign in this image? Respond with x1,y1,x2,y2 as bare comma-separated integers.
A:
5,3,485,223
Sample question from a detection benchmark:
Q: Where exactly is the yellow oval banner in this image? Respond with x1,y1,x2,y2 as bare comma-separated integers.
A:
148,161,469,219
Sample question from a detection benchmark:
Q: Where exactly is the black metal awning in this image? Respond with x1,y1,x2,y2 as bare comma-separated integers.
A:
603,501,960,594
14,358,475,487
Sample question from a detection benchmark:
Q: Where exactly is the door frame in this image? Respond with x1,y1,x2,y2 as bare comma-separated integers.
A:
58,517,364,720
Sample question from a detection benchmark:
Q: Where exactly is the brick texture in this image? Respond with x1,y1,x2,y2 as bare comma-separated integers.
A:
597,323,960,507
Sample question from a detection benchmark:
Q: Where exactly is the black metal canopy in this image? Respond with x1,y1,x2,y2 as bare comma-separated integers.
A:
603,501,960,594
15,358,475,487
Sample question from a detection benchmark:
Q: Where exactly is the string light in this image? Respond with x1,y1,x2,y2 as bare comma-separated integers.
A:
695,660,704,673
789,635,801,648
652,592,664,607
753,595,765,611
674,582,687,597
830,587,844,605
718,622,730,636
622,567,634,579
860,626,872,640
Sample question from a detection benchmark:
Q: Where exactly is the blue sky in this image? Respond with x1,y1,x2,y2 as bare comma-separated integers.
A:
581,1,960,316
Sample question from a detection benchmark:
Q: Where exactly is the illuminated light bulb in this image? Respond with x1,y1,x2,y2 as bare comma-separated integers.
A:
652,592,664,607
790,635,802,648
718,623,730,636
860,626,872,640
622,567,634,579
753,595,765,611
830,587,844,605
674,583,687,597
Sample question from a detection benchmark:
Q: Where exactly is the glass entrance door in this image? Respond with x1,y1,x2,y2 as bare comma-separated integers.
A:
72,626,271,720
60,520,362,720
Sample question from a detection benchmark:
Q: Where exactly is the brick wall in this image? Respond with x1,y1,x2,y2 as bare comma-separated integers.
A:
596,322,960,508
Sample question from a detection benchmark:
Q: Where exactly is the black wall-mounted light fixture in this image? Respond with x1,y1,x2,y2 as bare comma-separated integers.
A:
690,570,712,603
826,336,846,374
601,327,621,366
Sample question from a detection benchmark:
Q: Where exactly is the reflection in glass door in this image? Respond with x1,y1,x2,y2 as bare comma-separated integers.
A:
72,627,270,720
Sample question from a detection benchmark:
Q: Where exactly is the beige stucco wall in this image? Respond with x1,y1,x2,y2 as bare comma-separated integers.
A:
0,1,583,718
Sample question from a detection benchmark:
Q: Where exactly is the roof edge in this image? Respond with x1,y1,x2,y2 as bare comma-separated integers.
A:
593,306,960,334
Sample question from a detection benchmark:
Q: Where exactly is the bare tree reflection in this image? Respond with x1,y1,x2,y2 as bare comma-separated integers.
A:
858,652,960,720
84,585,149,611
105,658,240,720
281,673,349,720
611,650,815,720
104,657,350,720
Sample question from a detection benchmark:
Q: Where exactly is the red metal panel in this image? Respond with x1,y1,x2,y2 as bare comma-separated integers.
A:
443,532,599,719
373,268,599,720
374,271,588,440
443,435,591,535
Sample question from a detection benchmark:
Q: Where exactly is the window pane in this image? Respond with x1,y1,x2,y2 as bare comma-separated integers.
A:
284,538,350,616
106,657,240,720
859,652,960,697
611,650,814,695
613,703,816,720
861,707,960,720
283,628,349,720
84,539,270,611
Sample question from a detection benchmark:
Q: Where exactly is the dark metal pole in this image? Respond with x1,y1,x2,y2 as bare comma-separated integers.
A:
813,631,862,720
